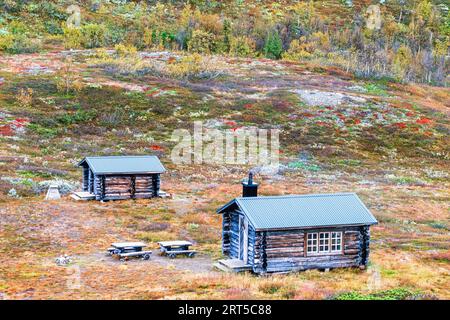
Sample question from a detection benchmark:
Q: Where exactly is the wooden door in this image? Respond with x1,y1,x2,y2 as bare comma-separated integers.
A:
239,215,248,264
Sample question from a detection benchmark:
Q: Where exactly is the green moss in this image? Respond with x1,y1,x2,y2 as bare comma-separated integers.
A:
363,83,389,96
56,109,97,125
288,161,321,172
27,123,59,138
17,170,54,179
331,288,422,300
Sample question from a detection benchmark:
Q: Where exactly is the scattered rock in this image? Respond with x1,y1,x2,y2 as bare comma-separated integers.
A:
7,188,19,198
37,180,80,195
45,184,61,200
292,88,366,106
55,255,72,266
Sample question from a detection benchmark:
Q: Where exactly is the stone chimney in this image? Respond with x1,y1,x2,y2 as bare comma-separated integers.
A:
242,172,258,197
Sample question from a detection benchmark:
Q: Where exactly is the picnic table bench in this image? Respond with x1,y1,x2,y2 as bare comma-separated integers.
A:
107,242,152,261
158,241,196,259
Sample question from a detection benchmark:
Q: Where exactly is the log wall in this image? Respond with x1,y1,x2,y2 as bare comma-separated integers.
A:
253,226,369,274
222,210,256,264
222,212,231,256
82,165,89,191
247,223,256,266
91,173,160,200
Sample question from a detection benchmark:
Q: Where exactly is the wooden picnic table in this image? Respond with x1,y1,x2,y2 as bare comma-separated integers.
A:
107,242,152,261
158,241,196,258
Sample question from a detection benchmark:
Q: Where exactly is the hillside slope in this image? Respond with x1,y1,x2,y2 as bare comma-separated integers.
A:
0,47,448,299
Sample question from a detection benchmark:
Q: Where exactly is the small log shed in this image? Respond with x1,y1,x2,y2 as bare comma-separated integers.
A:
217,174,378,274
77,155,166,201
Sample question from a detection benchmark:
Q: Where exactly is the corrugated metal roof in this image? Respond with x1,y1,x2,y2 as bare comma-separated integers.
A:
217,193,377,230
78,156,166,174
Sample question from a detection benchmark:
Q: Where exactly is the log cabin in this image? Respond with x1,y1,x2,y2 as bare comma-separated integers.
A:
216,174,378,274
77,155,165,201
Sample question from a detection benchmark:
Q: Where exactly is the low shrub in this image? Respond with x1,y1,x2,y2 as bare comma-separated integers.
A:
15,88,33,109
188,30,215,54
167,53,224,80
0,34,42,54
63,24,106,49
114,43,138,58
258,278,285,295
27,123,58,138
80,23,106,48
56,109,97,125
282,38,314,61
139,222,170,232
62,27,83,49
229,36,256,57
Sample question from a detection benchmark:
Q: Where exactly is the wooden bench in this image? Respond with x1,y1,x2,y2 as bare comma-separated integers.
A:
107,242,151,261
158,241,196,259
166,250,196,259
118,250,152,261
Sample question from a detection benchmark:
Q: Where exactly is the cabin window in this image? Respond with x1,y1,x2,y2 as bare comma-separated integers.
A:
331,232,342,252
306,231,343,255
319,232,330,252
306,233,318,253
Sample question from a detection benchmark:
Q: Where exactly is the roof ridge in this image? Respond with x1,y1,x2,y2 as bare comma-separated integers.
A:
85,155,157,158
236,193,357,201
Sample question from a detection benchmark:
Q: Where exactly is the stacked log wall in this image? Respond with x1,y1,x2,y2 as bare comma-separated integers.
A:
104,175,132,198
247,224,256,266
82,166,89,191
91,174,160,200
93,174,103,200
254,226,365,274
134,175,157,198
360,226,370,266
253,231,266,273
222,213,231,255
152,174,160,197
88,169,94,193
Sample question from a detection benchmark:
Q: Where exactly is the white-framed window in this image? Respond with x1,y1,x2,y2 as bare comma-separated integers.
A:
306,233,318,254
319,232,330,253
306,231,343,255
331,232,342,252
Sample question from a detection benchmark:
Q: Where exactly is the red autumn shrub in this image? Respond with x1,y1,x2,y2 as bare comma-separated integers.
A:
393,122,407,129
416,117,432,125
0,125,13,136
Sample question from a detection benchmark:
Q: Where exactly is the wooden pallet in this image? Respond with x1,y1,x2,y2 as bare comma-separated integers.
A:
71,192,95,201
214,259,252,273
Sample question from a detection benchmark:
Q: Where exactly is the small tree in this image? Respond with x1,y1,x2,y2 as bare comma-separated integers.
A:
392,44,413,81
264,29,283,59
221,19,232,54
55,58,84,95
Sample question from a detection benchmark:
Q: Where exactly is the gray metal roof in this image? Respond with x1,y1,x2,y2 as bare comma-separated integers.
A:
217,193,377,230
78,156,166,174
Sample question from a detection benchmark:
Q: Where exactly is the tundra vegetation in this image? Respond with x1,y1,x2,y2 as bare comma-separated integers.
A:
0,0,448,300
